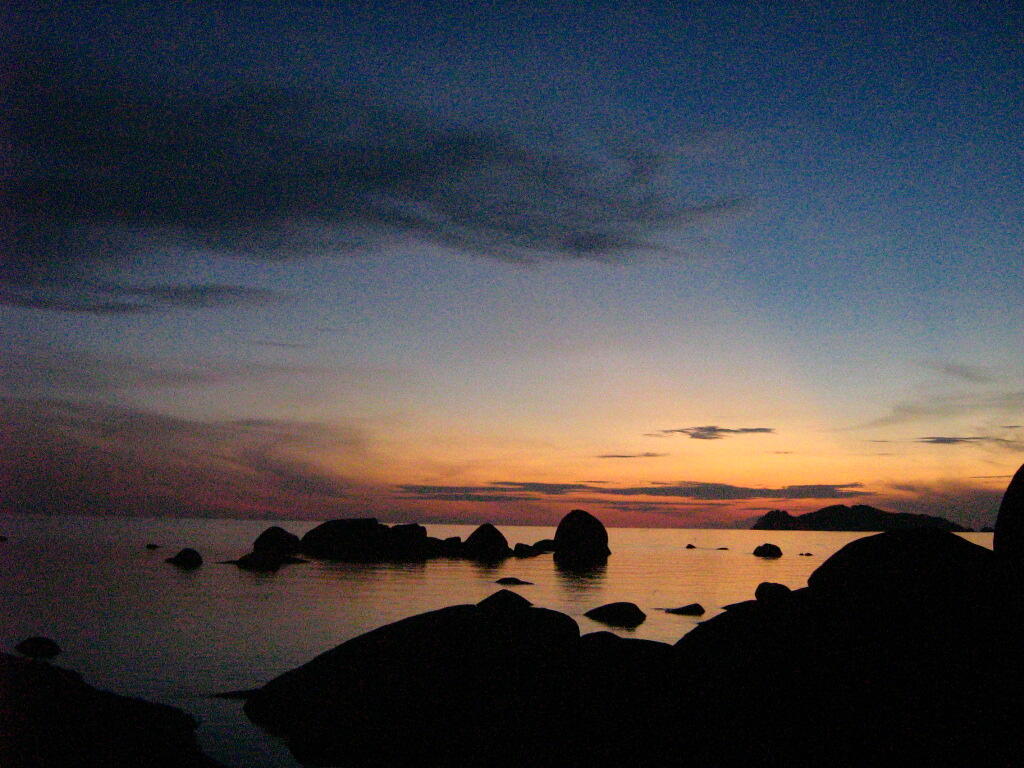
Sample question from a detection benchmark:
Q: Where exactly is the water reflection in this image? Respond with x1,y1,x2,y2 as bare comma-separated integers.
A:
555,562,607,595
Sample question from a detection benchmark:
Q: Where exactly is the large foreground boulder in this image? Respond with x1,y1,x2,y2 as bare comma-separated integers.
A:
0,654,223,767
994,463,1024,560
553,509,611,568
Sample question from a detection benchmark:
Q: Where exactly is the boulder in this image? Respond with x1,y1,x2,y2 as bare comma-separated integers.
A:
14,637,60,661
244,592,580,766
165,548,202,569
663,603,705,616
994,463,1024,560
753,543,782,558
685,543,696,549
0,653,224,767
252,526,300,556
553,509,611,568
584,602,646,628
495,577,533,586
532,538,557,553
144,543,160,550
512,542,540,558
754,582,791,603
462,523,512,561
300,518,389,560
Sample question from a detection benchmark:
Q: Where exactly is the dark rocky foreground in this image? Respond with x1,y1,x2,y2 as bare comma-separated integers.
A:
0,653,224,768
241,464,1024,767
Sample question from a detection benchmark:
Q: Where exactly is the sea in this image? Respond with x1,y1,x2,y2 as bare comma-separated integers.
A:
0,515,994,767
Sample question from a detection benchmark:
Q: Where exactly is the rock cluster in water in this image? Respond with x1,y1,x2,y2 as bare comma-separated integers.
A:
238,463,1024,767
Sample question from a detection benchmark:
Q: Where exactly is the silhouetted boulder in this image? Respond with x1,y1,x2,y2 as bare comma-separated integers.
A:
244,591,580,766
685,543,696,549
165,548,202,569
754,582,791,603
14,637,60,661
495,577,533,585
300,518,388,560
584,602,646,628
994,463,1024,560
144,543,159,550
462,523,512,561
663,603,705,616
553,509,610,568
753,543,782,558
0,653,224,767
532,538,557,553
252,526,300,556
753,504,967,531
512,542,540,557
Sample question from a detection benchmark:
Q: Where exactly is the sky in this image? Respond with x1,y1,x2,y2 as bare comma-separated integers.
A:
2,2,1022,528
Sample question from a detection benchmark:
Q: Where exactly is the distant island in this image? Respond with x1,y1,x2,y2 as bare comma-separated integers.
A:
752,504,969,532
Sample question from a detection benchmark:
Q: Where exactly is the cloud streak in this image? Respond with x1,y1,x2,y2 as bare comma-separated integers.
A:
657,425,775,440
595,452,668,459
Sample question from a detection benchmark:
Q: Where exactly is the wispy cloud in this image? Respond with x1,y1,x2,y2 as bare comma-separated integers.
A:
595,452,668,459
916,435,1023,450
861,392,1024,427
656,425,775,440
2,50,738,313
922,361,995,384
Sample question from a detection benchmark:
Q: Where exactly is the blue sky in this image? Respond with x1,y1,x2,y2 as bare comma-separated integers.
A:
2,2,1021,526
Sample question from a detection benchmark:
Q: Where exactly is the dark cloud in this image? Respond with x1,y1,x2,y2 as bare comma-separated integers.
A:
0,398,368,517
882,479,1011,529
658,425,775,440
397,480,870,501
595,452,668,459
2,50,737,312
923,361,995,384
917,435,1022,449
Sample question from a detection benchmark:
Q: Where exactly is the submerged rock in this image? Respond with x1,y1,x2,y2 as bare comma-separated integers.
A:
752,543,782,558
165,548,203,569
553,509,611,568
495,577,533,586
663,603,705,616
584,602,646,628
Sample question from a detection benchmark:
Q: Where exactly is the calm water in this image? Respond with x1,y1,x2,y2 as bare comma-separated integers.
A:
0,515,993,767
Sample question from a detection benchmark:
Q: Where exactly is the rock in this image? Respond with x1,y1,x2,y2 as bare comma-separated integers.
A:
0,535,7,542
252,526,300,555
753,543,782,558
663,603,705,616
165,548,203,569
300,518,389,560
0,653,224,767
244,594,580,766
477,589,533,612
799,552,813,556
584,602,646,628
532,538,557,553
754,582,791,603
994,463,1024,559
144,543,160,550
462,523,512,561
685,543,696,549
14,637,60,661
512,542,540,557
495,577,533,586
717,547,729,550
553,509,611,568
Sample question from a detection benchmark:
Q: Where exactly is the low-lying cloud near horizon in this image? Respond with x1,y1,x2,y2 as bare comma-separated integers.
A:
655,426,775,440
3,50,737,313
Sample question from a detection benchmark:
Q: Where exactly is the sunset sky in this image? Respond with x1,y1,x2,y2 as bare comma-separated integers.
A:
2,2,1021,528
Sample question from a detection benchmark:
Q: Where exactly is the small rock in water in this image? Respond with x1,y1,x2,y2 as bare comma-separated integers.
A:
663,603,705,616
799,552,814,557
685,543,696,549
495,577,533,585
753,543,783,558
144,543,160,550
717,547,729,550
15,636,60,661
584,602,646,628
0,534,8,542
165,548,203,569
